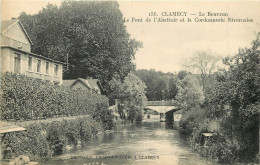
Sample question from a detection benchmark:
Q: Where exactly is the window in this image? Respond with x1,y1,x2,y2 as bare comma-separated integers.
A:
14,53,21,73
37,59,41,73
28,57,32,71
54,64,59,77
46,62,49,75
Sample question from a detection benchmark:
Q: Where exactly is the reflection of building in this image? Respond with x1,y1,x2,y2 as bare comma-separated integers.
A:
63,78,103,94
1,18,64,85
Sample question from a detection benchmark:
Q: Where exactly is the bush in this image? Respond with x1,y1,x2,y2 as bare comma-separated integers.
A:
0,72,109,121
3,123,51,161
198,135,240,164
92,102,114,130
46,121,68,155
3,116,102,160
1,73,120,161
179,107,206,137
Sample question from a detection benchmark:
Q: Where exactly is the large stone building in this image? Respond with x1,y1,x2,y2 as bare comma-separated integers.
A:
1,18,64,85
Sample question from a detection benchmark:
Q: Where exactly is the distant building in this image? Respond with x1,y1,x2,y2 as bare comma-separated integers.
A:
63,78,103,94
1,18,64,85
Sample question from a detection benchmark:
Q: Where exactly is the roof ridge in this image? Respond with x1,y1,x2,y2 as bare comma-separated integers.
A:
77,78,91,89
1,18,33,45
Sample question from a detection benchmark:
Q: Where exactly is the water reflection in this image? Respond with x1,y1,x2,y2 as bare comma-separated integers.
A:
42,118,218,165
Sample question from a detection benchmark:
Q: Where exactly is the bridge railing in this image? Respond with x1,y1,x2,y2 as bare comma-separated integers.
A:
146,100,177,106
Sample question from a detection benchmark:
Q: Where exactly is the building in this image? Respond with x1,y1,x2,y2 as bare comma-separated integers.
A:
63,78,103,94
1,18,64,85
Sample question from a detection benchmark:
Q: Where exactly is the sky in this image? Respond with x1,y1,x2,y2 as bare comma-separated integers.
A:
2,0,260,73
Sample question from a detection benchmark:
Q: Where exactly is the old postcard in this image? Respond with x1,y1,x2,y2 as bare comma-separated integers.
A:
1,0,260,165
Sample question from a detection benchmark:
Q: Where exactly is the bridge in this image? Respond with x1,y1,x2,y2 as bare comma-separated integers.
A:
146,100,180,122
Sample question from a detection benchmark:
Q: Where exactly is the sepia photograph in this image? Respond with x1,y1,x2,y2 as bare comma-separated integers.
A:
1,0,260,165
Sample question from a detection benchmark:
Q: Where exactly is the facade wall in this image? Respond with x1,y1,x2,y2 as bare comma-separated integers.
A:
1,48,12,73
1,48,63,84
1,36,30,52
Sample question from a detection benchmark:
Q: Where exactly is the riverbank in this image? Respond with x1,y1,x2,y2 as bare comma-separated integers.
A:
1,115,120,163
41,118,218,165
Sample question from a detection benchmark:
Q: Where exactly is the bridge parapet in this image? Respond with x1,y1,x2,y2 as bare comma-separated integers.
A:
147,100,177,106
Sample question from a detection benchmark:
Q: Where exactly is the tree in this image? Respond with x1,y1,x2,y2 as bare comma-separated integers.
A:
177,70,188,80
168,77,178,99
176,74,205,112
208,32,260,161
108,73,147,122
19,1,142,94
183,50,221,90
134,69,177,101
176,74,206,139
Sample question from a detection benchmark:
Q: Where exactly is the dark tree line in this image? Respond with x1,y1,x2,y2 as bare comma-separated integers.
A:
134,69,179,101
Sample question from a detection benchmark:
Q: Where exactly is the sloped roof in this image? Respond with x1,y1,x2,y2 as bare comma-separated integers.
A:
87,79,103,91
87,79,98,88
62,78,91,89
76,78,91,89
1,19,17,32
1,18,33,45
62,79,76,87
62,78,104,91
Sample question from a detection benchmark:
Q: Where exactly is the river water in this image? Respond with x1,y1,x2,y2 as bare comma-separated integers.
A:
42,115,217,165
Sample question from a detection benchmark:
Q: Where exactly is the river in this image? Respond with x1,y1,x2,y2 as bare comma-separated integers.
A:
42,115,218,165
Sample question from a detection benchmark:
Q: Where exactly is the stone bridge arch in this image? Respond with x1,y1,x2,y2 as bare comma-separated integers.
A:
145,100,180,122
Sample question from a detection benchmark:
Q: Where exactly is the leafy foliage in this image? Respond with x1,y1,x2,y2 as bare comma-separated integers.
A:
0,72,109,121
177,70,188,80
208,33,260,161
92,102,115,130
3,123,51,161
19,1,142,93
108,73,147,122
134,69,178,101
3,116,102,160
179,33,260,163
177,75,208,147
176,74,205,112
